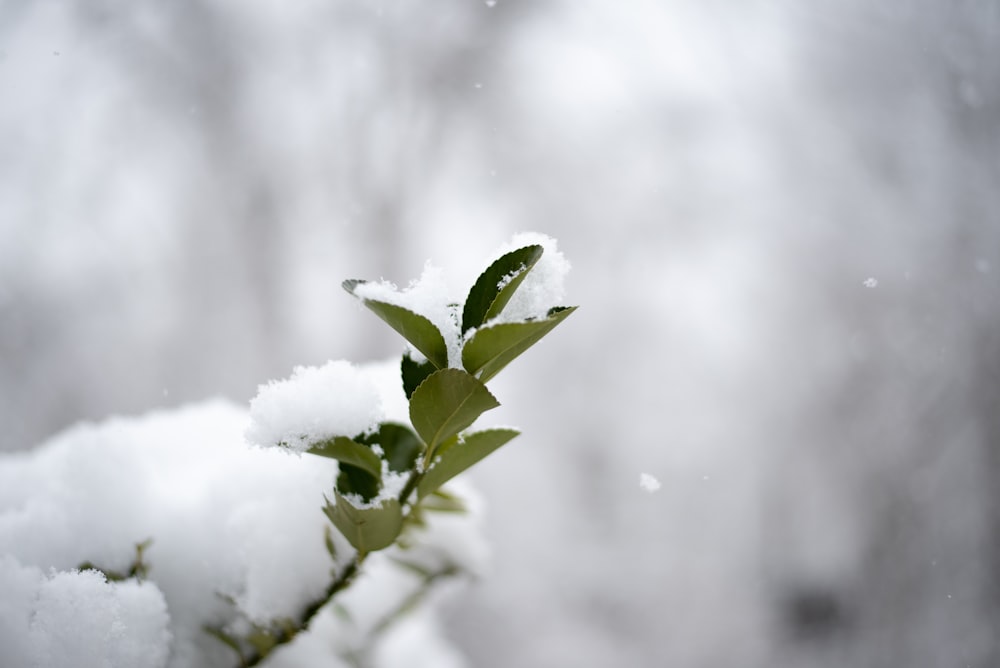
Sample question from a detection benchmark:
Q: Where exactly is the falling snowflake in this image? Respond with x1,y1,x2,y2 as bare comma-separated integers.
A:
639,473,661,493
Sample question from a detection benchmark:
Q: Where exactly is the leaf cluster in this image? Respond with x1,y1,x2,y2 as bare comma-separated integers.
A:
212,242,576,666
325,244,575,554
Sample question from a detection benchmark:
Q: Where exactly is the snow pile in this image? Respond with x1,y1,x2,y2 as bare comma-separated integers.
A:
245,360,384,450
0,361,488,668
0,558,171,668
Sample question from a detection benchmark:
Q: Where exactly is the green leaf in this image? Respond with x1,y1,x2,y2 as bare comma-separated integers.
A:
417,428,519,499
462,306,577,382
343,280,448,369
420,488,468,513
324,492,403,556
367,422,424,473
429,433,460,459
203,625,245,662
336,464,380,503
387,556,436,579
323,525,338,561
409,369,499,453
247,629,279,657
401,352,436,400
307,436,382,480
461,245,544,334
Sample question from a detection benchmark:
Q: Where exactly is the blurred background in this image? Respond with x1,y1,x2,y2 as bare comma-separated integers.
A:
2,0,999,666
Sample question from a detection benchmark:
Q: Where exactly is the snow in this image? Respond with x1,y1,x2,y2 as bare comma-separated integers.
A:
0,362,490,667
1,400,338,666
2,0,997,665
638,473,661,493
862,277,878,288
246,360,384,451
10,564,173,668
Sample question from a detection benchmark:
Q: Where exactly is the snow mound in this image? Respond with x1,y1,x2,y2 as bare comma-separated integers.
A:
246,360,384,450
0,365,487,667
0,559,172,668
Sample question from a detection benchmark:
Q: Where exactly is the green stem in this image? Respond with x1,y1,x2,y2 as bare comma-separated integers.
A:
233,471,429,668
367,564,460,639
240,555,365,667
397,468,423,508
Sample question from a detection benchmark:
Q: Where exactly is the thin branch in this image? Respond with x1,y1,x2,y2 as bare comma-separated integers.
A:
240,555,366,667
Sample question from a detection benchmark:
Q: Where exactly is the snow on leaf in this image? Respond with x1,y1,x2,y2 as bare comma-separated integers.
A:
461,244,544,334
246,361,383,452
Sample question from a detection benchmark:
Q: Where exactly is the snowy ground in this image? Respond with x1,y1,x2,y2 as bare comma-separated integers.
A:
2,1,999,666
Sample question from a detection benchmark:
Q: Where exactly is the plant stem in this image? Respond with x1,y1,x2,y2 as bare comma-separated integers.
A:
397,468,422,508
241,554,366,667
367,564,460,639
235,464,426,666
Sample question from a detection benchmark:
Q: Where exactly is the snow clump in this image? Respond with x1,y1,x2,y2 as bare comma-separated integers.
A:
1,557,172,668
639,473,661,493
245,360,384,451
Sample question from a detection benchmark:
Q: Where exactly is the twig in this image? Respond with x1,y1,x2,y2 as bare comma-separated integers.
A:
238,555,366,667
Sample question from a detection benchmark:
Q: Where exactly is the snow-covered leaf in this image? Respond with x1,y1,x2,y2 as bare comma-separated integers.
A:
343,280,449,369
461,244,544,334
462,306,577,382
